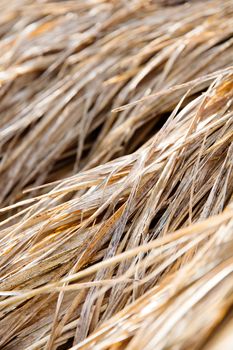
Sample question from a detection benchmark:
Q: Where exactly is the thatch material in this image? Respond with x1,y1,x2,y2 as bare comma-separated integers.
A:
0,0,233,349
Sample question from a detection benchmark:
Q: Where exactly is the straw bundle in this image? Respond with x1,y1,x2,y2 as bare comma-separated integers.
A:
0,0,233,349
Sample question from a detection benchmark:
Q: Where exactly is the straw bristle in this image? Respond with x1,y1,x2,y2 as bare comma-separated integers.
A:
0,1,233,349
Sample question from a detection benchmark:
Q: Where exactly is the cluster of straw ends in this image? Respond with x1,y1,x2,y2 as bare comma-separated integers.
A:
0,0,233,349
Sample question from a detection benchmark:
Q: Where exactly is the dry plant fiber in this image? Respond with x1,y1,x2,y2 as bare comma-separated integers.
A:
0,0,233,349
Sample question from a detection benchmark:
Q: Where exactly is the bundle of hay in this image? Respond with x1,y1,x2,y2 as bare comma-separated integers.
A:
0,0,233,349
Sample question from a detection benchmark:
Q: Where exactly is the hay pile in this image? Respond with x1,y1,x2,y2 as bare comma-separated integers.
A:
0,0,233,349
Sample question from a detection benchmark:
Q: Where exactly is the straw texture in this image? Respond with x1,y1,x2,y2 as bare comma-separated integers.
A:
0,0,233,349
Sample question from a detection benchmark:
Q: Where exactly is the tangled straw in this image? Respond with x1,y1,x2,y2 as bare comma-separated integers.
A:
0,0,233,349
